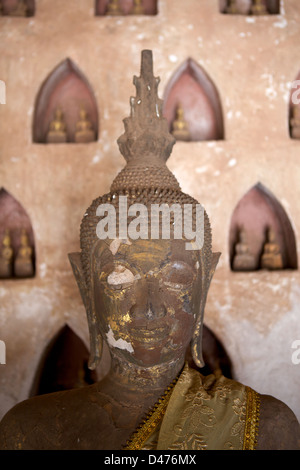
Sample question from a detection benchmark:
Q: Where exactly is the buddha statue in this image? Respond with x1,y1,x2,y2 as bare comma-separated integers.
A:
171,103,191,142
132,0,144,15
0,50,299,451
0,229,14,279
260,227,283,270
14,229,34,278
226,0,239,14
232,228,257,271
46,107,67,144
75,107,96,143
106,0,122,16
290,104,300,139
10,0,28,17
251,0,267,15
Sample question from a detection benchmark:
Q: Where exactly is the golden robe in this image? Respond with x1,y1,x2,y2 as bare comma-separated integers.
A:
125,364,260,450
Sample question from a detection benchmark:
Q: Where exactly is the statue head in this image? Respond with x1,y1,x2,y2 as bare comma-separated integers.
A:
54,107,63,120
20,228,29,246
2,229,11,247
69,50,220,372
266,227,273,242
79,107,88,120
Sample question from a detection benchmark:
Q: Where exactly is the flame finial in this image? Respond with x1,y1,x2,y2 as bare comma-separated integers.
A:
117,50,176,164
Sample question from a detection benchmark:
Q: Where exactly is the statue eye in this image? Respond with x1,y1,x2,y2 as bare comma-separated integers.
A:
161,262,195,288
107,265,135,289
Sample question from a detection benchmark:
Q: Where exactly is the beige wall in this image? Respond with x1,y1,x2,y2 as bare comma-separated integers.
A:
0,0,300,422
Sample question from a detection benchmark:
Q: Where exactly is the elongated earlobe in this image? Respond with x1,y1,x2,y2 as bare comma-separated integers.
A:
191,252,221,368
191,321,205,368
68,252,103,370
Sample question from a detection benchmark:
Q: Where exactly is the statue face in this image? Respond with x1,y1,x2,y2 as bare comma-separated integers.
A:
92,238,202,367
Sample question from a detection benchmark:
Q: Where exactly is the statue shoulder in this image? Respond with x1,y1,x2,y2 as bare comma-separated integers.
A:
256,394,300,450
0,384,108,450
0,391,69,449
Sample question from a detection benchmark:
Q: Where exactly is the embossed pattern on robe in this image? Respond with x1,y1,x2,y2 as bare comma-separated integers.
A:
134,364,260,450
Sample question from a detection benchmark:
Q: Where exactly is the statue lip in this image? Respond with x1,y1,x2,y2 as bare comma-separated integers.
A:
129,325,170,343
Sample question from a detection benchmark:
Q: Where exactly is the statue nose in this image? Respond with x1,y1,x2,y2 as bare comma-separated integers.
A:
145,302,166,320
130,301,167,321
130,279,166,320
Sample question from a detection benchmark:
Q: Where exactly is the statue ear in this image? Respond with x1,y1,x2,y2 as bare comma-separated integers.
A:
68,252,103,370
191,251,221,368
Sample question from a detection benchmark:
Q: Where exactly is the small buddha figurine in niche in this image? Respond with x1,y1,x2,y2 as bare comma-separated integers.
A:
226,0,239,14
290,104,300,139
75,107,96,144
232,228,257,271
14,229,34,278
106,0,122,16
0,229,13,279
132,0,144,15
0,51,299,451
171,103,191,141
251,0,267,15
10,0,28,17
260,227,283,270
46,107,67,144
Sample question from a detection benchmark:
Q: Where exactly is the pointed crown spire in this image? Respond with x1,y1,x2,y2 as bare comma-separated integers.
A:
117,50,176,165
111,50,179,193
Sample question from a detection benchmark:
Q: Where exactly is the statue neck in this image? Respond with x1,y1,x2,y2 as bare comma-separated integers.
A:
107,353,185,393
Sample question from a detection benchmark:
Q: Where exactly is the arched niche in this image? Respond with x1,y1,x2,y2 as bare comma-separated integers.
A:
229,183,297,272
95,0,158,16
30,325,98,397
219,0,280,15
33,58,99,144
1,0,35,17
0,188,35,279
162,58,224,142
289,72,300,140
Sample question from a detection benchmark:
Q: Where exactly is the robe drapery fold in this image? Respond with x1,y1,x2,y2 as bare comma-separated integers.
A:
125,364,260,450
